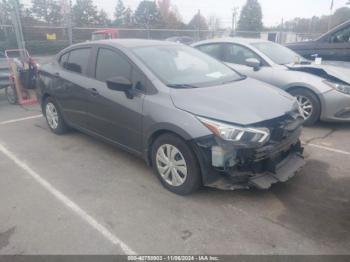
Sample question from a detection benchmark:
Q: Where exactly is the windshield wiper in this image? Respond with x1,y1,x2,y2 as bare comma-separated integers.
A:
167,84,199,89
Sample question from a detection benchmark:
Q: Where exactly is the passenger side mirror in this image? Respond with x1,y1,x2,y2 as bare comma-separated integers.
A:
106,76,132,92
245,58,261,71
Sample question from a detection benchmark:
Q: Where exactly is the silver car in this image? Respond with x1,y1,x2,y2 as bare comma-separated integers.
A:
193,38,350,125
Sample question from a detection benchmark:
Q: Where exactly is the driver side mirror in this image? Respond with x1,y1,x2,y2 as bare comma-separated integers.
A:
106,76,134,98
245,58,261,71
107,76,132,91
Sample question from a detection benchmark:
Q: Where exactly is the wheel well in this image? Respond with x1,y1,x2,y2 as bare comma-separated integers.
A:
286,86,322,108
146,130,188,167
41,93,51,113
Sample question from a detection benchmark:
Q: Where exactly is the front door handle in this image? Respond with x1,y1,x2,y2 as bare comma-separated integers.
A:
89,88,99,96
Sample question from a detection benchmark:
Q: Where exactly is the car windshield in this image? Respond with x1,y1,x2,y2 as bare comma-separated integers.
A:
132,45,243,87
252,42,309,65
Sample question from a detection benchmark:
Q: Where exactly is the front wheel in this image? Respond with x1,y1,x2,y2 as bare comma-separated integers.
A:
44,97,69,134
289,88,321,126
5,84,17,104
151,134,202,195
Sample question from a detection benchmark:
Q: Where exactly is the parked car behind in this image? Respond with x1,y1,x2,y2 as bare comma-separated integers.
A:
193,38,350,125
286,20,350,62
165,36,194,45
37,39,305,195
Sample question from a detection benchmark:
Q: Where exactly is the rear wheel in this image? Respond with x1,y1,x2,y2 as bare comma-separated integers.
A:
44,97,69,134
289,88,321,126
151,133,201,195
5,84,17,104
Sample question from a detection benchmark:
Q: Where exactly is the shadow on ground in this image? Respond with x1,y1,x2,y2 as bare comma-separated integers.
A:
192,159,350,248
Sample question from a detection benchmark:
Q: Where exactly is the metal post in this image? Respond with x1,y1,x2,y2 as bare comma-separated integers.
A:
328,0,334,30
197,9,201,41
10,0,26,58
67,0,73,45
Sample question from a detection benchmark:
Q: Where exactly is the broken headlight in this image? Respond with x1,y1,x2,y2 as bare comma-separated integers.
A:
197,116,270,146
324,80,350,95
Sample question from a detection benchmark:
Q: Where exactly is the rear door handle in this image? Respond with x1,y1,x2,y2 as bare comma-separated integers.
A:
89,88,99,96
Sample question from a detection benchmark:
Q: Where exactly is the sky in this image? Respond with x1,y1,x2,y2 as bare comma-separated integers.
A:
95,0,349,27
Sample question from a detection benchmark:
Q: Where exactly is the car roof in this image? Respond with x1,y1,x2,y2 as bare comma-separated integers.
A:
70,39,178,49
193,37,270,46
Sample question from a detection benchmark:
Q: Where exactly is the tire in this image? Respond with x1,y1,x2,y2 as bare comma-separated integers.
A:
289,88,321,126
43,97,69,134
5,84,17,104
151,133,202,195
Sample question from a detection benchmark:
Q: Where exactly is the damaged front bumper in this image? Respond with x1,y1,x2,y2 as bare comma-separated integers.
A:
191,125,305,191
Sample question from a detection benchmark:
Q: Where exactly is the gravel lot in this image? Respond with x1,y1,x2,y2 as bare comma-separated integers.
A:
0,89,349,255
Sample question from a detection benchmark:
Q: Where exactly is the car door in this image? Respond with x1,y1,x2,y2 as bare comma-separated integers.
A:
84,46,145,153
220,43,275,84
315,26,350,61
53,47,92,129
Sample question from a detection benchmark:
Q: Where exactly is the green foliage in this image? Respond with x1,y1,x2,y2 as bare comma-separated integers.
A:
237,0,263,31
73,0,101,26
134,1,161,27
114,0,126,26
97,9,111,26
31,0,63,24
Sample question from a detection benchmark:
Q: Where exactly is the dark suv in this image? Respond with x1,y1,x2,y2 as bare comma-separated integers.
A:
286,20,350,62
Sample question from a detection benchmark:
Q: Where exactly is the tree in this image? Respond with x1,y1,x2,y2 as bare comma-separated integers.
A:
134,0,161,28
237,0,263,31
97,9,111,26
114,0,126,26
31,0,63,24
72,0,100,26
123,7,134,26
157,0,184,28
188,12,208,30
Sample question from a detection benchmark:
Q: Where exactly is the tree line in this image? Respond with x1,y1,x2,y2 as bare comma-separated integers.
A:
0,0,349,33
0,0,213,30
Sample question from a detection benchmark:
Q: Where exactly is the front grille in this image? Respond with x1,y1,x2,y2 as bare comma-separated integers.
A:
255,111,304,143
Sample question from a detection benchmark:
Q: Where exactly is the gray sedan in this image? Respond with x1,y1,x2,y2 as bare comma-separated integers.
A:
36,40,305,194
193,38,350,125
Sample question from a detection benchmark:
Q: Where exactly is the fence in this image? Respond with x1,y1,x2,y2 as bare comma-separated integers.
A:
0,24,321,55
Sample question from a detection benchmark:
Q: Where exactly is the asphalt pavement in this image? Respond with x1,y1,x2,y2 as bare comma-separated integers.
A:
0,90,349,255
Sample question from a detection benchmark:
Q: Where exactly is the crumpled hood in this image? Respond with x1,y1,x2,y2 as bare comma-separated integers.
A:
287,63,350,84
170,78,297,126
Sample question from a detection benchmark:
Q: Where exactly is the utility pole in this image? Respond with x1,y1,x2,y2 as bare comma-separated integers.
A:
67,0,73,45
10,0,26,58
232,7,239,35
328,0,334,30
197,9,201,40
